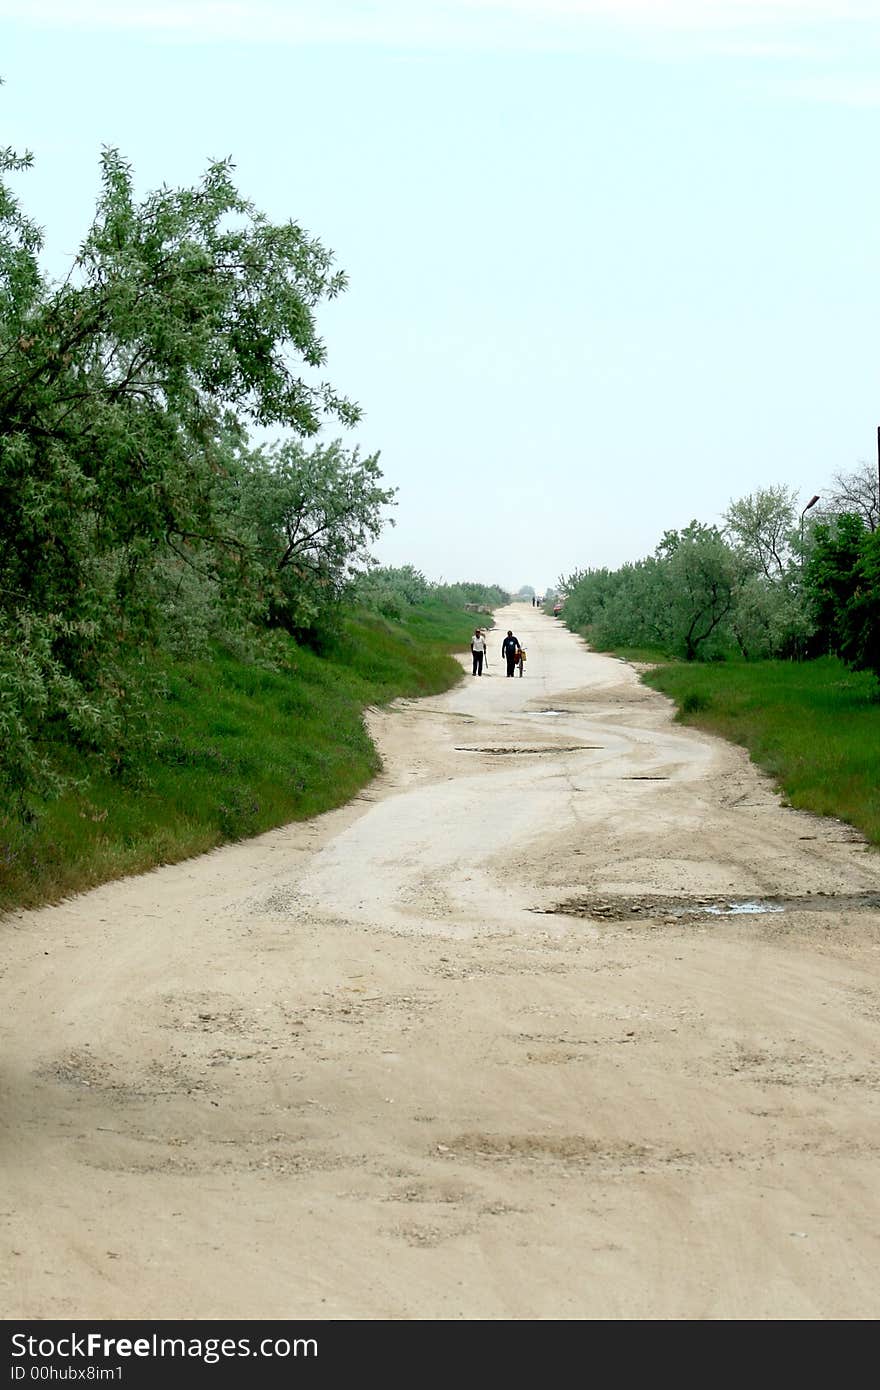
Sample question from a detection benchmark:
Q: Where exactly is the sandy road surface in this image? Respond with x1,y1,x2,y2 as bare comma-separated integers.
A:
3,605,880,1320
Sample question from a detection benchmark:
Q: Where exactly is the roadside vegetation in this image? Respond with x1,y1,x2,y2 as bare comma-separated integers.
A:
556,466,880,848
559,471,879,672
0,130,507,911
0,595,496,912
641,656,880,847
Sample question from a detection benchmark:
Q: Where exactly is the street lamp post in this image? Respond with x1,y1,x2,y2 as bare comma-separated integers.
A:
798,493,820,662
800,494,820,568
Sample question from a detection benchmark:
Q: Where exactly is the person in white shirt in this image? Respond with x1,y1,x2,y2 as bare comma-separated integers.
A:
470,628,487,676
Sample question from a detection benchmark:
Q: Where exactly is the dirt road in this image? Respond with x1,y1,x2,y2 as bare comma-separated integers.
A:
3,605,880,1319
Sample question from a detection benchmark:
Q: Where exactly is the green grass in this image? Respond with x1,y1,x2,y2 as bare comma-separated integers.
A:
602,646,672,665
639,655,880,846
0,601,491,913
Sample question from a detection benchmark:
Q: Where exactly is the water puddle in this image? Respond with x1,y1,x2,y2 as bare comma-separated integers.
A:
456,745,602,756
703,900,784,916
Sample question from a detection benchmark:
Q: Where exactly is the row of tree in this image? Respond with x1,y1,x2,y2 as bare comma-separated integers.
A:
558,464,880,677
355,566,508,621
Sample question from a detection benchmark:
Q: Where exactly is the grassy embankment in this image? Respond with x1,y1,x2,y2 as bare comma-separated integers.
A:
0,601,489,913
596,643,880,847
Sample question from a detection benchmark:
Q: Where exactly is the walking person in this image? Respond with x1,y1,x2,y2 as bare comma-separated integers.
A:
470,627,486,676
517,645,527,676
502,630,520,678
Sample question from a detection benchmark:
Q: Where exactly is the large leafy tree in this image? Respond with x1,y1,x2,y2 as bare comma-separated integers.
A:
656,522,741,660
721,486,815,658
0,142,361,807
804,513,880,677
840,527,880,677
723,485,798,583
803,513,866,656
227,439,395,639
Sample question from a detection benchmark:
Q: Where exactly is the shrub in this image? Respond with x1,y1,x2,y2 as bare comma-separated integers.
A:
681,691,711,713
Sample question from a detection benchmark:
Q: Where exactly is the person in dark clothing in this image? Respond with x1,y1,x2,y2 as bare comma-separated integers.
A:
502,630,520,677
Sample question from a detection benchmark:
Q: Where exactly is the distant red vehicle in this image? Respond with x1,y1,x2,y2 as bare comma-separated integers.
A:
552,600,563,616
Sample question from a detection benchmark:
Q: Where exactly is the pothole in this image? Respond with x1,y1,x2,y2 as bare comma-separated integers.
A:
545,892,880,922
455,745,602,756
624,776,669,781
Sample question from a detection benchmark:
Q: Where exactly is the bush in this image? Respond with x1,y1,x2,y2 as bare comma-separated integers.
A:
681,691,711,713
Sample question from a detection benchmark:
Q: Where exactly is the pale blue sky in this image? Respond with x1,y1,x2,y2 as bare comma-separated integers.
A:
3,1,880,592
